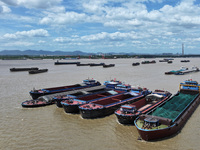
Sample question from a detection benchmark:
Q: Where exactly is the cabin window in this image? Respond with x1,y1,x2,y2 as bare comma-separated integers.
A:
144,117,159,127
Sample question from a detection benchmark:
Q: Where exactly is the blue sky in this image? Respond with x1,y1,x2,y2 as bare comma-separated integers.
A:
0,0,200,54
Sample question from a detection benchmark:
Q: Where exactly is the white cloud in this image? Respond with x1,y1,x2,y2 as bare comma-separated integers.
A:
54,31,139,44
0,2,11,13
38,40,46,43
3,29,49,39
1,0,62,9
40,11,87,25
4,41,34,47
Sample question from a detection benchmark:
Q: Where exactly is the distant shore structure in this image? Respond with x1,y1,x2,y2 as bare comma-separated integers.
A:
182,43,184,55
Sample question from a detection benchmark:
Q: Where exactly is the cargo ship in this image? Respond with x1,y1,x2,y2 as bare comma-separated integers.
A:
134,80,200,141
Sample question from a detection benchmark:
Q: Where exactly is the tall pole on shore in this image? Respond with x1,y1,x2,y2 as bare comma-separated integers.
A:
182,43,184,55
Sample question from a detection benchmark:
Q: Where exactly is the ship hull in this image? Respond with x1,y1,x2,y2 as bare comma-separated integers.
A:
63,104,80,113
116,114,137,124
135,94,200,141
80,96,144,119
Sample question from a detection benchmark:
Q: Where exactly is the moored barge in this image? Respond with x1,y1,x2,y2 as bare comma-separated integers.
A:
10,67,39,72
29,79,101,99
61,90,125,113
79,88,151,119
134,80,200,141
115,90,171,125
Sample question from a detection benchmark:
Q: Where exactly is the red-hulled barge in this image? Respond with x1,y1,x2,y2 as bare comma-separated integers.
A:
79,88,151,119
115,90,171,125
61,90,125,113
134,80,200,141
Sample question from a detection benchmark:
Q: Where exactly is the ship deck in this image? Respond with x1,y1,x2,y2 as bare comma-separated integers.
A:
136,119,168,130
149,92,198,121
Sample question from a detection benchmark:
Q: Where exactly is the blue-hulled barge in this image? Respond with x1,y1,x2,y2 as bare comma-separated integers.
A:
29,79,101,99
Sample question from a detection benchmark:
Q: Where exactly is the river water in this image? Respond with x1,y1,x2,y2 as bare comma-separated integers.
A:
0,58,200,150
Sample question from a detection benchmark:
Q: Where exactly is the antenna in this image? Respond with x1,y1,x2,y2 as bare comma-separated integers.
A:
182,43,184,55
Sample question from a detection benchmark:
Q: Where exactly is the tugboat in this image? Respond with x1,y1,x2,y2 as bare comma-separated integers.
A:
115,90,171,125
79,87,151,119
134,80,200,141
21,97,53,108
29,79,101,99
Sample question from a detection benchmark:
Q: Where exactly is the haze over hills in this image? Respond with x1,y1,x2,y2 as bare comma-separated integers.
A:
0,50,136,56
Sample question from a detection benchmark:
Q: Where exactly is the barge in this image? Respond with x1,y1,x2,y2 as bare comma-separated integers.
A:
10,67,39,72
165,66,188,75
103,64,115,68
54,61,80,65
134,80,200,141
175,66,199,75
79,87,151,119
29,69,48,74
115,90,171,125
55,80,122,108
29,79,101,99
61,89,125,113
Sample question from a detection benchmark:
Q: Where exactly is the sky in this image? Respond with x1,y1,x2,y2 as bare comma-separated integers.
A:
0,0,200,54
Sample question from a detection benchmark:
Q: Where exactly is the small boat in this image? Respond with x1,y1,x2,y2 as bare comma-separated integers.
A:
175,66,199,75
54,61,80,65
115,90,171,125
10,67,39,72
61,89,125,113
103,64,115,68
21,97,53,108
29,69,48,74
90,63,105,66
134,80,200,141
132,62,140,66
141,60,156,64
181,60,190,62
165,66,188,75
167,60,173,63
79,87,151,119
29,79,101,99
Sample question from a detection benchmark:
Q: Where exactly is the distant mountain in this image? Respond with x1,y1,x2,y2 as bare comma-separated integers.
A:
0,50,93,55
0,50,135,55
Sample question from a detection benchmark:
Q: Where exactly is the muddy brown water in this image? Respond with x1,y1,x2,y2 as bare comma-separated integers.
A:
0,58,200,150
